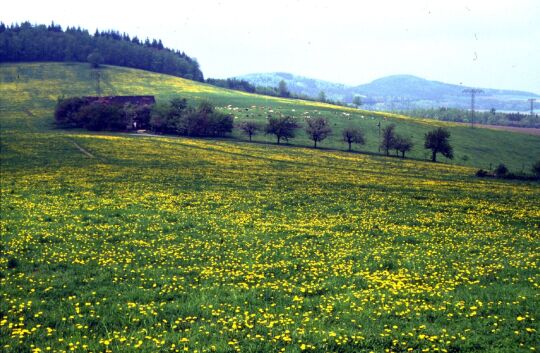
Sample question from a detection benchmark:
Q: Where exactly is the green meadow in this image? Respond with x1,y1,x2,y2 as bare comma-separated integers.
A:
1,62,539,170
0,62,539,353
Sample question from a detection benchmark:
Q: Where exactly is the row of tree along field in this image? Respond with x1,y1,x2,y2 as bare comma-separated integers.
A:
56,97,460,163
0,22,204,81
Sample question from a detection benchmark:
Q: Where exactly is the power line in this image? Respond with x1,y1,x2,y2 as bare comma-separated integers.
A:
463,89,483,127
528,98,536,116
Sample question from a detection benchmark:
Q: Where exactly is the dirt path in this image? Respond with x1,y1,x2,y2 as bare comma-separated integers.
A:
70,141,95,158
25,110,96,158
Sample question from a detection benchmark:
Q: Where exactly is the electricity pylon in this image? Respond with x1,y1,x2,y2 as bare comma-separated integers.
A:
528,98,536,116
463,88,483,127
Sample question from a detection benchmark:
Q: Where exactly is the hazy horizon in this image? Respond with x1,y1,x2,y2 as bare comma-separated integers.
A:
2,0,539,94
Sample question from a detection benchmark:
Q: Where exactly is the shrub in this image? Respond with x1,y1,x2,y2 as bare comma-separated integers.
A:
150,103,176,133
55,97,89,128
494,164,508,178
476,169,489,177
87,50,104,68
78,103,125,131
176,101,233,137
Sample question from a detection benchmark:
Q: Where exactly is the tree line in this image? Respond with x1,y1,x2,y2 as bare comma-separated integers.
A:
476,162,540,181
239,117,452,162
204,78,348,107
0,22,203,81
55,96,459,163
400,107,539,128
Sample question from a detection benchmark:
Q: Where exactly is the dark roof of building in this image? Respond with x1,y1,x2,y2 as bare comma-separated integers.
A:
83,96,156,105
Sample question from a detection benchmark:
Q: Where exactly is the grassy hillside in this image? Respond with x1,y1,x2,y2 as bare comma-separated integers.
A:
1,62,539,171
1,62,539,352
1,81,539,352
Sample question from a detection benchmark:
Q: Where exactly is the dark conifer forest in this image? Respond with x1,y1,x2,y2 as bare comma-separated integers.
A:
0,22,204,81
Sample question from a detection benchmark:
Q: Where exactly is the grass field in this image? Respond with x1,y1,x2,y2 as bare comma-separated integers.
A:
1,63,539,353
1,62,539,171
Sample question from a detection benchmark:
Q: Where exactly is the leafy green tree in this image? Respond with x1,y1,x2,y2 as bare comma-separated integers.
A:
424,127,453,162
77,103,125,131
380,124,396,156
278,80,290,98
265,116,298,144
342,127,365,151
305,117,331,148
318,91,327,103
87,50,104,68
176,101,233,137
394,135,413,158
150,103,176,133
238,121,260,142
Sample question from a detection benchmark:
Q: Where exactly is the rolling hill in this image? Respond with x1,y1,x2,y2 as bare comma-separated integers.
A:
1,62,539,171
1,62,539,353
236,72,539,112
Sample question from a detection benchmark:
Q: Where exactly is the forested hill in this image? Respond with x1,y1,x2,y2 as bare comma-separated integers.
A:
0,22,204,81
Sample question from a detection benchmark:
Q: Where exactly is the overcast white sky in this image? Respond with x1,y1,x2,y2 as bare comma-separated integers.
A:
2,0,540,93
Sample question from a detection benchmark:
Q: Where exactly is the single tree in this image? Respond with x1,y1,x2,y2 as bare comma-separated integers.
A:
342,127,365,151
278,80,290,98
394,135,414,158
238,121,260,141
265,116,298,144
318,91,327,103
352,96,362,108
424,127,453,162
380,124,396,156
87,50,104,68
305,117,331,148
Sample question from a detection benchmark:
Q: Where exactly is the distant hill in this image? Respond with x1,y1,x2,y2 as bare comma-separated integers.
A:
235,72,350,100
235,72,539,112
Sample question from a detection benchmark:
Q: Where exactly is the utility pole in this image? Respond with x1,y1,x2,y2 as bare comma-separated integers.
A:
528,98,536,116
463,88,483,127
377,120,381,153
